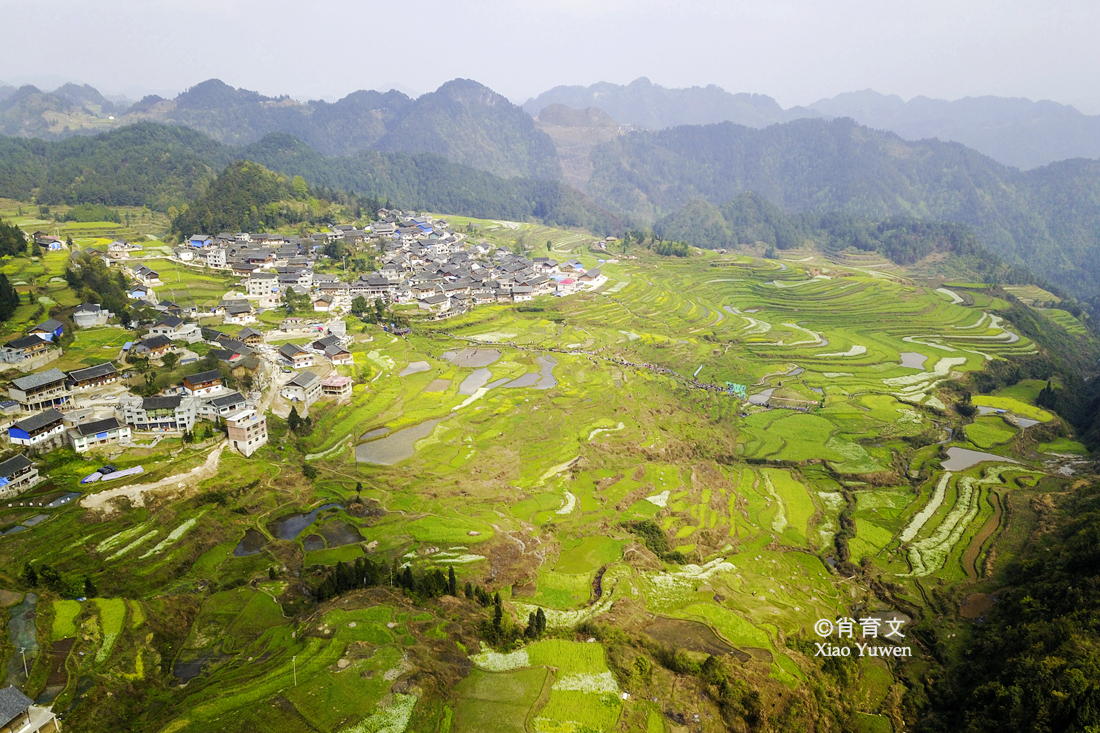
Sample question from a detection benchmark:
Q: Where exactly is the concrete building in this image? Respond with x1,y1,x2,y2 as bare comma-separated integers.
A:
0,455,42,500
200,391,250,420
225,408,267,457
119,394,200,433
7,409,66,448
280,370,322,411
67,416,132,453
73,302,111,328
28,319,64,342
9,369,69,412
0,336,52,364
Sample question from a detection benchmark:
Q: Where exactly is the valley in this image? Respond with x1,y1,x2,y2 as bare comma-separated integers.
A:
0,210,1089,732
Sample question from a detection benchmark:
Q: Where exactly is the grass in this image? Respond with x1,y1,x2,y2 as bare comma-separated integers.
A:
453,667,548,733
971,395,1053,421
1037,437,1089,455
94,598,126,664
52,599,82,640
554,536,626,574
965,417,1017,449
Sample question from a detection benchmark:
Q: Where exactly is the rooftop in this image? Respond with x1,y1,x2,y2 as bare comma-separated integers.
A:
0,686,33,728
68,363,117,381
0,454,34,478
11,408,64,433
72,416,125,436
287,370,320,388
184,370,224,386
12,368,67,391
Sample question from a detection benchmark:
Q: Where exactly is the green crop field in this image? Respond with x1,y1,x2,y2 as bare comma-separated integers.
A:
0,213,1087,733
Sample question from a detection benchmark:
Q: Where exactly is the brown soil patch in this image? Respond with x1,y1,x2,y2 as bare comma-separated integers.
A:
960,593,995,620
46,637,75,686
0,589,22,607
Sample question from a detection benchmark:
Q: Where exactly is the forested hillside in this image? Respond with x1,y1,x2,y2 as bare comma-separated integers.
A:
919,480,1100,733
587,118,1100,296
0,123,616,234
655,193,1036,282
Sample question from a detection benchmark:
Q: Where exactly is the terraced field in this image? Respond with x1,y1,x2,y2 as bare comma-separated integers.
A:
0,223,1083,733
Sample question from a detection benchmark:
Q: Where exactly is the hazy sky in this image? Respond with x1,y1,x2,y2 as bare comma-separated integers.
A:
4,0,1099,112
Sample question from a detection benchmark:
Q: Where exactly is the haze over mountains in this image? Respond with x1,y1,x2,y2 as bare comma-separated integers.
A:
528,77,1100,171
5,75,1100,299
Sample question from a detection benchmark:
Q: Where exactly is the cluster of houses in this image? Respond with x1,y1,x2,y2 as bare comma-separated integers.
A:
117,210,606,323
0,306,365,500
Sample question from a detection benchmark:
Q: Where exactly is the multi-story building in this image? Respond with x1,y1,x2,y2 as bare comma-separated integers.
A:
320,375,353,399
0,336,52,364
280,370,321,411
66,416,132,453
6,409,66,448
247,272,280,297
119,394,200,433
9,369,69,411
225,408,267,457
0,455,42,499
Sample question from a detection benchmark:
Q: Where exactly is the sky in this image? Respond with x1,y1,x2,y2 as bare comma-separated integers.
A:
3,0,1099,113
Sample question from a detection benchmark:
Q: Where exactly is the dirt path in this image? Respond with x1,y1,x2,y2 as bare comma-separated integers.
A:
80,442,228,514
963,489,1002,581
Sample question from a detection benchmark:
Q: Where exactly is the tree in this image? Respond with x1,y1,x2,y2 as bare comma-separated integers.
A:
287,406,303,433
351,295,369,316
546,240,552,251
162,352,180,370
402,565,414,591
83,575,97,598
447,566,457,596
21,563,37,587
302,464,318,480
31,241,43,257
0,274,21,322
292,175,309,200
492,596,503,634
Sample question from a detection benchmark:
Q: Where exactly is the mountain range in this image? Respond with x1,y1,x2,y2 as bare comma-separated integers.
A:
525,77,1100,170
0,78,560,180
5,76,1100,299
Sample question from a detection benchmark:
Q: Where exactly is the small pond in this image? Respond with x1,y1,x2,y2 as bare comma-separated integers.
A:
355,418,447,465
267,503,343,541
233,529,268,557
399,361,430,376
941,447,1020,471
442,348,501,368
458,368,493,395
900,352,928,370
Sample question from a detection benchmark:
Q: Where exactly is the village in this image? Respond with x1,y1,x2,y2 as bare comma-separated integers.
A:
0,211,609,503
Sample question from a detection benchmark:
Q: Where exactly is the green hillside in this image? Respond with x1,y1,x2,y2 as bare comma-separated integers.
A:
587,117,1100,296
